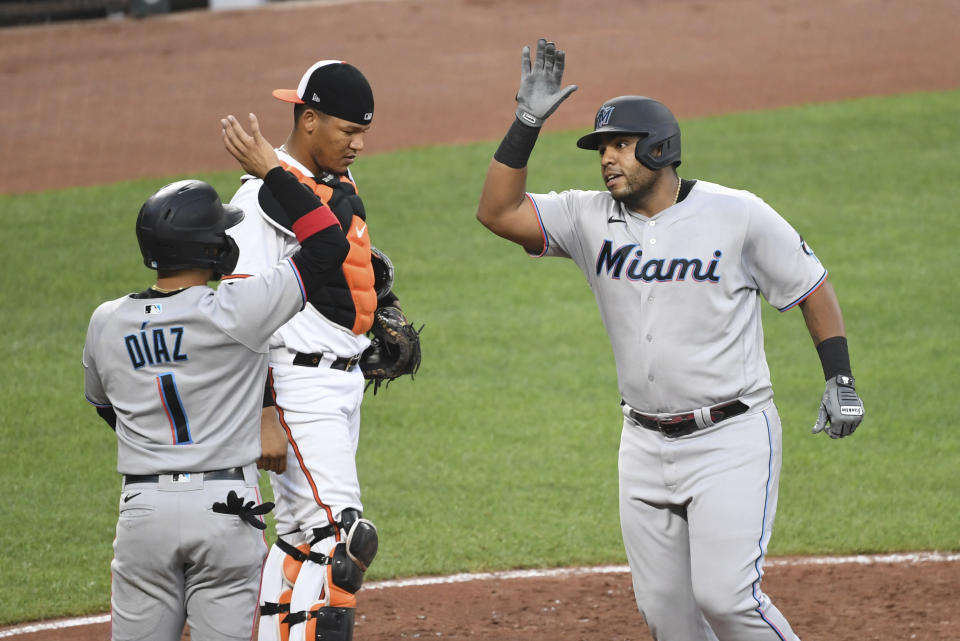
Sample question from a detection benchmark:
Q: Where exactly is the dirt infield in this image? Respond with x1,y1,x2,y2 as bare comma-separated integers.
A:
2,556,959,640
1,0,958,639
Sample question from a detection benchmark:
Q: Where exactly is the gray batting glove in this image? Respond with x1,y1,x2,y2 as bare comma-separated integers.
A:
515,38,578,128
812,374,864,439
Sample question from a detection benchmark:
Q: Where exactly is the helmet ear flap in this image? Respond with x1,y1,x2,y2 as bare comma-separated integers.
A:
634,132,681,170
213,236,240,279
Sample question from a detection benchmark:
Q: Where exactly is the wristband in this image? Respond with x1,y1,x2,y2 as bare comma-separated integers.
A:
493,117,541,169
290,205,338,242
815,335,852,380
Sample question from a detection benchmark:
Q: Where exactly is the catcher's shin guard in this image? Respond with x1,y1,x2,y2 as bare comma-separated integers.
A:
287,511,379,641
304,607,355,641
260,539,311,641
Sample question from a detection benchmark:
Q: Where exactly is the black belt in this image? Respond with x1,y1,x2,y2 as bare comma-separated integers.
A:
292,351,362,371
124,467,245,485
625,400,749,438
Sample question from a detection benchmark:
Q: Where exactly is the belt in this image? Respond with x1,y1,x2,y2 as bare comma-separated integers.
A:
292,351,362,371
124,467,246,485
624,400,749,438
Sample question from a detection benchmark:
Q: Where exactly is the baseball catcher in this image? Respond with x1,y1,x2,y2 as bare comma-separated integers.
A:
361,247,423,393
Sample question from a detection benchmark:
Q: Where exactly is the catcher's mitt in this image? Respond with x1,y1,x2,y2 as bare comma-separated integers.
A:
360,306,423,394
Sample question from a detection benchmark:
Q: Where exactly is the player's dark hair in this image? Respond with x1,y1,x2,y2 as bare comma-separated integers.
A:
294,103,309,125
294,103,333,127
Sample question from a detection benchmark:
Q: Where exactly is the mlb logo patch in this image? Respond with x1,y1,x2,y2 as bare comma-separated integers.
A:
144,304,162,314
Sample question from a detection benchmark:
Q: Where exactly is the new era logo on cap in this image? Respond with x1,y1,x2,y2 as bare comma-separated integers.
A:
273,60,374,125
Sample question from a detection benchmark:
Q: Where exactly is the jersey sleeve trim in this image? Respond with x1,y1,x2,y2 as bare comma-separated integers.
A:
85,396,112,409
777,268,828,312
524,193,549,258
285,257,308,309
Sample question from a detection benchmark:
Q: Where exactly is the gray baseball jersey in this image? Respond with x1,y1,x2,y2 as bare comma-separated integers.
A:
527,179,826,413
83,260,306,474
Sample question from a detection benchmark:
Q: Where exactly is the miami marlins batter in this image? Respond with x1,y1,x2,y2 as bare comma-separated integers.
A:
82,114,352,641
476,39,865,640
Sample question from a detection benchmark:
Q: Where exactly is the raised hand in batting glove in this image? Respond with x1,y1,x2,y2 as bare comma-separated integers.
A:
812,374,864,439
515,38,578,128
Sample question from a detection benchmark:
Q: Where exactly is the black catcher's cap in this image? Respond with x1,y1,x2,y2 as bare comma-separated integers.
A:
273,60,374,125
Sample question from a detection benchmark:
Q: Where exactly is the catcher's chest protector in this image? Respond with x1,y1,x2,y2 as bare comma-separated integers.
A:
280,161,376,334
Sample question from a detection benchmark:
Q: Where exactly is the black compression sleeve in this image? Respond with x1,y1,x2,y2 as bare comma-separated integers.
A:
493,118,542,169
816,336,852,380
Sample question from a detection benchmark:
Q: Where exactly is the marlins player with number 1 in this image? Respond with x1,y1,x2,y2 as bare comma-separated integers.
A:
82,113,351,641
476,39,865,640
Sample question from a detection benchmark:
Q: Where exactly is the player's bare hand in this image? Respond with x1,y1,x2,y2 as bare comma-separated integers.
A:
257,407,288,473
221,113,281,179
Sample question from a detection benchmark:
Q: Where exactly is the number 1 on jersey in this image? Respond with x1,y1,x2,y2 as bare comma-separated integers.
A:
157,372,193,444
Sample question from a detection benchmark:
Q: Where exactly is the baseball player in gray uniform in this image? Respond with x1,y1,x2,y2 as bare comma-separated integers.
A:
476,39,865,641
82,113,352,641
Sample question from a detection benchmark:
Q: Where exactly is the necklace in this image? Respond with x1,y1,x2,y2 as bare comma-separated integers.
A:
673,176,682,204
150,284,186,294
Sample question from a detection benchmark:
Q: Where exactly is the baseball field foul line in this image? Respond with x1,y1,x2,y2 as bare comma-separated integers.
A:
2,552,957,638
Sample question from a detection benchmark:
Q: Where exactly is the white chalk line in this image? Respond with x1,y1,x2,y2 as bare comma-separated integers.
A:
2,551,957,638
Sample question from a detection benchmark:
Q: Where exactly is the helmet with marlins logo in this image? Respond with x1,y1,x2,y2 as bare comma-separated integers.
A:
576,95,681,170
136,179,243,279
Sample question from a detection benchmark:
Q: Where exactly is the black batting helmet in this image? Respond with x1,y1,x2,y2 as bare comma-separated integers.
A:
576,96,681,170
136,180,243,278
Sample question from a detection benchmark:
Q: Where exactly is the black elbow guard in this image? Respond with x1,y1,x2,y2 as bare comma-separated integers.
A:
291,230,350,300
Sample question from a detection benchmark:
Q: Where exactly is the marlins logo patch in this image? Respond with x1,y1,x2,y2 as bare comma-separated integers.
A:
144,303,162,314
596,105,615,128
799,234,815,256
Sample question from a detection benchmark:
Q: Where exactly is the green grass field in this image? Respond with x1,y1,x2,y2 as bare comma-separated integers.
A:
1,89,958,625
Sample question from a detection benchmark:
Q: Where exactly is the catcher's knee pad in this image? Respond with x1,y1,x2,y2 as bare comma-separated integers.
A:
285,512,378,640
330,510,379,595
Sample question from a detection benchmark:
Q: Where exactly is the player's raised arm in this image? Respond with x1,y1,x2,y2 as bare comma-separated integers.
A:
476,38,578,254
221,113,349,296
